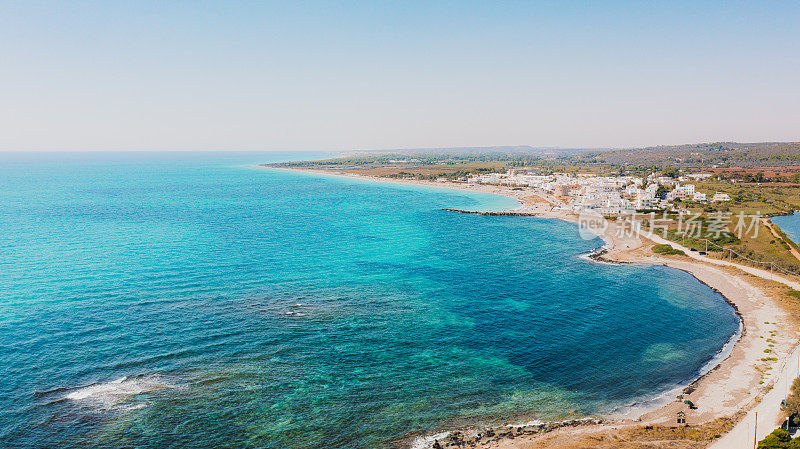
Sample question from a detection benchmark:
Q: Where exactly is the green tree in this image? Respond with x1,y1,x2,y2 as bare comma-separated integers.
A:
783,377,800,419
758,429,792,449
662,167,679,178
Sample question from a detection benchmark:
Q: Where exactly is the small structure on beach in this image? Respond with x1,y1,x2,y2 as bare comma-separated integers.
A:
677,411,686,425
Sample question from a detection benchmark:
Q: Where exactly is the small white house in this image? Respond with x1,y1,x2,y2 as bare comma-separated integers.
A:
693,192,707,202
657,176,677,186
711,192,731,202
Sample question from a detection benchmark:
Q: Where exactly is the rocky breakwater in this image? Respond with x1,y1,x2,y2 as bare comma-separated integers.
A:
442,208,539,217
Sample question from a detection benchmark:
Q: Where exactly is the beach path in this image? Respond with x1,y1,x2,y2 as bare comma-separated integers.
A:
648,234,800,291
709,344,800,448
645,234,800,447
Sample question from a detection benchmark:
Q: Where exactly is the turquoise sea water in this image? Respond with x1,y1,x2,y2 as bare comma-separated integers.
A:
1,152,739,448
773,213,800,245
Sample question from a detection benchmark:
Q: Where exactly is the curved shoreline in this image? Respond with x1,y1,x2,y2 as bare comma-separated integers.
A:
260,166,799,448
398,252,747,449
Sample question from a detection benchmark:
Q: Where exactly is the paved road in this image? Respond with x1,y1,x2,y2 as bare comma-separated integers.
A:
709,344,800,449
647,234,800,448
649,233,800,290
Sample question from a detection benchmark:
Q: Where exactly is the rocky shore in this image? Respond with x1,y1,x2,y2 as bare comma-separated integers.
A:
424,418,605,449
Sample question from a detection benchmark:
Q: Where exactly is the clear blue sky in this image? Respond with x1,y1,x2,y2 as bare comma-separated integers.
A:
1,1,798,151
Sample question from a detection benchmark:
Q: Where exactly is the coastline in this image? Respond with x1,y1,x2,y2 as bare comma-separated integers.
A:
261,166,800,448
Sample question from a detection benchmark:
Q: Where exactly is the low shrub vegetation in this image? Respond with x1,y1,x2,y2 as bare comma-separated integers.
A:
652,244,686,256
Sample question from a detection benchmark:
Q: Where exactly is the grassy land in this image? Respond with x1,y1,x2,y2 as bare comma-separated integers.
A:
267,153,632,178
658,221,799,273
268,156,514,180
647,180,800,275
337,161,510,179
692,180,800,216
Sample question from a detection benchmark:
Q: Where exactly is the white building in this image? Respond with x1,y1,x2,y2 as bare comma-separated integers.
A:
712,192,731,202
656,176,677,186
635,195,658,210
667,184,695,201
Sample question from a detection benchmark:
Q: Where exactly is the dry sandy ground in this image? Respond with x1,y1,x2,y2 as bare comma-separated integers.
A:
264,167,800,448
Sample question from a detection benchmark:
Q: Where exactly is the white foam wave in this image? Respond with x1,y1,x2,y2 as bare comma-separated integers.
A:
506,419,544,427
410,431,451,449
65,375,175,406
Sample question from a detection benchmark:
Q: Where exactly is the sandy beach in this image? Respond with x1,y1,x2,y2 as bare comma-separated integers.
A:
265,166,800,449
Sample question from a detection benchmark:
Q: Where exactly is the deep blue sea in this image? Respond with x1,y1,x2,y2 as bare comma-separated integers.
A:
0,152,739,448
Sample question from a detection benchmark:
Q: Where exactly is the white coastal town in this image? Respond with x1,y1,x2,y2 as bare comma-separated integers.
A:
458,170,731,215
